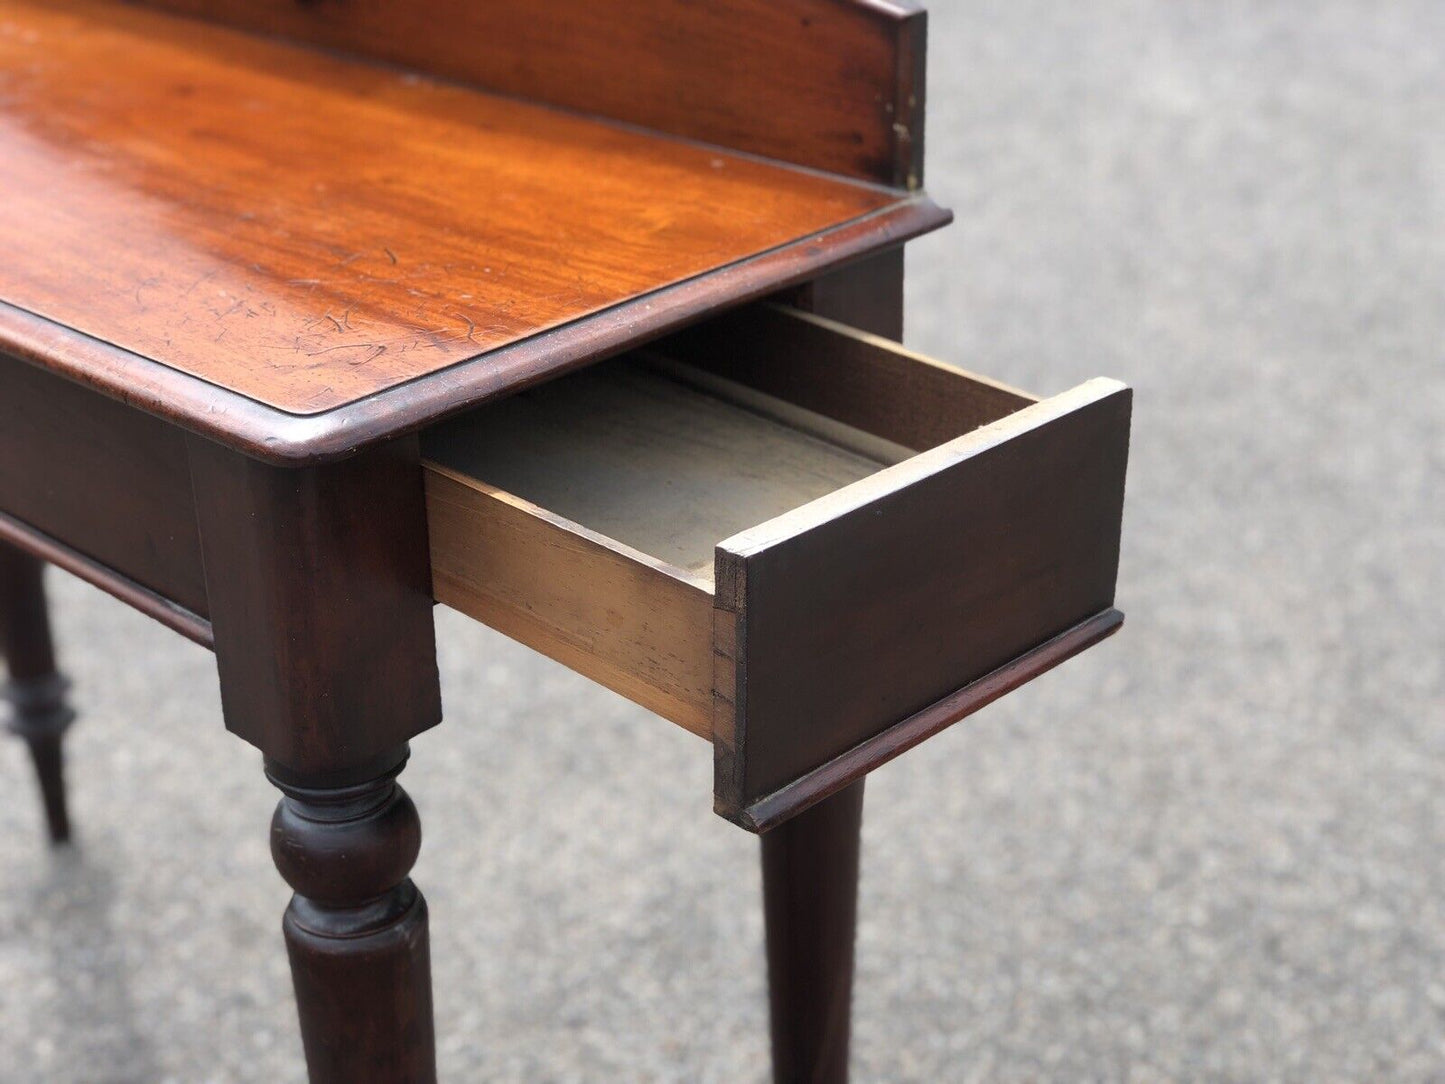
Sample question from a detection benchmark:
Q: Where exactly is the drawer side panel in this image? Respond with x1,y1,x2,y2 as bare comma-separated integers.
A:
655,304,1035,453
425,466,715,738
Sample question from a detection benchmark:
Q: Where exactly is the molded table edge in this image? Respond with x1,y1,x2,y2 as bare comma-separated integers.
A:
0,198,950,466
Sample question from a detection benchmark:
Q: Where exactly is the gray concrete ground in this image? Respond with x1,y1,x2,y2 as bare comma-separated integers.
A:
2,1,1442,1080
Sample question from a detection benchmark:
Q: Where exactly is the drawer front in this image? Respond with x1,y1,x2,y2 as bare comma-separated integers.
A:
710,377,1131,826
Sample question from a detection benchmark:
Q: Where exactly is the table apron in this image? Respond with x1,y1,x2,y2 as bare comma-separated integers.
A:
0,351,210,624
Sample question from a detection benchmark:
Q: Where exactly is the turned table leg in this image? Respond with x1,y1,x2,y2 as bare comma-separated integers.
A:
268,751,436,1083
189,435,444,1082
762,780,865,1084
0,542,75,844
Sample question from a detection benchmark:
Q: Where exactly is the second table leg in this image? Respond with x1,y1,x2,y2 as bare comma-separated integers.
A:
762,780,865,1084
0,542,75,844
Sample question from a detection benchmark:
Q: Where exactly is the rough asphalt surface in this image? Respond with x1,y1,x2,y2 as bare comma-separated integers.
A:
1,1,1442,1080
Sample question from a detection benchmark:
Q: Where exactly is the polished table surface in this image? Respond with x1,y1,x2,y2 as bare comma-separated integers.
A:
0,0,946,459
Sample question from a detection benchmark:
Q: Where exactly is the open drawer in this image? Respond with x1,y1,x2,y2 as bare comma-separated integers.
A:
421,304,1131,831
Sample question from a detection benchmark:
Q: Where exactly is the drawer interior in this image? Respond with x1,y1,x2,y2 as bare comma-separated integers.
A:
423,359,912,579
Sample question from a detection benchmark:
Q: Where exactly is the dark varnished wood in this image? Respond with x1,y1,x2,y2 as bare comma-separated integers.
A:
0,0,946,461
0,6,1140,1080
762,779,865,1084
783,248,908,342
0,3,1144,1082
417,300,1132,829
0,351,208,617
0,544,76,843
187,435,443,1079
135,0,926,188
269,751,435,1083
0,512,212,648
188,437,441,781
743,609,1123,832
0,546,61,685
714,382,1131,823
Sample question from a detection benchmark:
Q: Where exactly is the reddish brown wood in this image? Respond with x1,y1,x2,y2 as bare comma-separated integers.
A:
270,751,435,1084
0,0,931,423
133,0,926,187
0,9,1137,1080
0,191,946,466
188,435,443,1078
0,543,75,844
0,350,208,616
762,779,865,1084
188,436,441,781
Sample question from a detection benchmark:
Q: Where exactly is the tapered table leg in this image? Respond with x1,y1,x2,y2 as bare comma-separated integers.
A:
267,750,436,1084
762,780,865,1084
0,543,75,844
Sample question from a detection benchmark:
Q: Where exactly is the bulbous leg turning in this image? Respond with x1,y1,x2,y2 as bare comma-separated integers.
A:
268,751,436,1084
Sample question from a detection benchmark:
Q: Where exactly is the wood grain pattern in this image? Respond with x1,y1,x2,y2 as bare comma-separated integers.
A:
417,289,1131,833
0,194,946,465
713,379,1132,816
421,350,935,740
0,0,914,420
0,351,209,617
424,465,715,738
133,0,927,187
423,317,1131,794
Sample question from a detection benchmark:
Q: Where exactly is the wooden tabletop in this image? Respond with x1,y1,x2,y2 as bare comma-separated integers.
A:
0,0,948,461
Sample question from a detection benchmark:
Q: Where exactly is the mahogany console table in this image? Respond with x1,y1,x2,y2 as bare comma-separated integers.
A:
0,1,1131,1079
